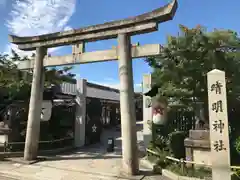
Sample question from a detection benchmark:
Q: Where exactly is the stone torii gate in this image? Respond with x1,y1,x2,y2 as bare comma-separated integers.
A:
9,0,177,175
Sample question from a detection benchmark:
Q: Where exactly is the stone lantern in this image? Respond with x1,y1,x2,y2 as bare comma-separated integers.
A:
184,101,211,167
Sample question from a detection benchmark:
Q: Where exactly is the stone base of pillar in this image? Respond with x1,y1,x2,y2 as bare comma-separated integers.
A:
121,160,140,176
184,130,211,167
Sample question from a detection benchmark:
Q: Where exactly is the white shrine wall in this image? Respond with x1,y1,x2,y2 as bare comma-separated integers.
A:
60,81,120,101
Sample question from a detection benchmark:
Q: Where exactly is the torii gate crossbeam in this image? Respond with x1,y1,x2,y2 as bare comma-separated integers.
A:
16,44,163,69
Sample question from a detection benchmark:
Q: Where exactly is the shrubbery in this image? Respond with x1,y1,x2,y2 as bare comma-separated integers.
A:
235,137,240,154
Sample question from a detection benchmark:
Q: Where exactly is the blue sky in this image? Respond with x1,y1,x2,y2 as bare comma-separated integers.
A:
0,0,239,92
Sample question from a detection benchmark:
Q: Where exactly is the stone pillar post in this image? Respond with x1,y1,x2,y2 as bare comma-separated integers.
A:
117,33,139,175
207,69,231,180
74,79,87,147
142,74,152,150
24,47,47,161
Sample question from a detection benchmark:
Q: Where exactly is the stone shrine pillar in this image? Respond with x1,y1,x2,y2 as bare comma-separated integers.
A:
207,69,231,180
74,79,87,148
142,74,153,150
118,33,139,175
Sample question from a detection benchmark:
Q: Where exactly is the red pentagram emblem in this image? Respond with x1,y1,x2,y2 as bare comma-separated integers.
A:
153,107,164,115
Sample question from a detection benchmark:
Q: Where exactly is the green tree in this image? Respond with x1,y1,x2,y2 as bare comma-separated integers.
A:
146,25,240,109
0,50,76,101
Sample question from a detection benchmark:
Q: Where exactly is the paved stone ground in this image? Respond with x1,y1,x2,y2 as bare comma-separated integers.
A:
0,175,18,180
0,121,170,180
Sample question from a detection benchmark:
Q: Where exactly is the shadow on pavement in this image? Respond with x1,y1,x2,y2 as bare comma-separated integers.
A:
41,123,145,162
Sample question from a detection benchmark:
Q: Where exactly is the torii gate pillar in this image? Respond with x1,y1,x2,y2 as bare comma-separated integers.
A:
24,47,47,161
118,34,139,175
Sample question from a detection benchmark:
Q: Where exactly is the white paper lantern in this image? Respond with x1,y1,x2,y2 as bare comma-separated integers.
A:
152,105,167,125
41,100,53,121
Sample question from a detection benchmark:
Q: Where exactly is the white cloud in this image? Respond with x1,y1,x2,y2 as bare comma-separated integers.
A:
5,0,76,57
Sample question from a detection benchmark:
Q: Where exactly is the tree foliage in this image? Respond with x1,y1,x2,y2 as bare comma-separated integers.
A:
146,25,240,108
0,50,76,101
